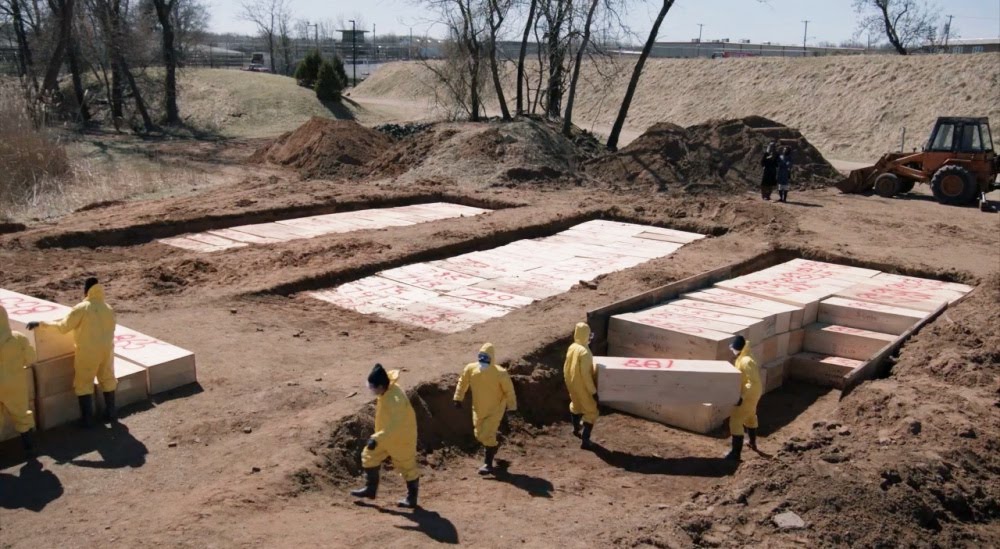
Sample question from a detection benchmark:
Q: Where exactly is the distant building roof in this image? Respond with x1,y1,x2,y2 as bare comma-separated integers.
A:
944,38,1000,46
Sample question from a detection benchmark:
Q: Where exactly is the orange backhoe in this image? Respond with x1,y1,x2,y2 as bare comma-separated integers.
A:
837,117,1000,211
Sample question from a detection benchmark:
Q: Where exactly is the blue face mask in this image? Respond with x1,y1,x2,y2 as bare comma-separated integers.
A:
478,353,490,369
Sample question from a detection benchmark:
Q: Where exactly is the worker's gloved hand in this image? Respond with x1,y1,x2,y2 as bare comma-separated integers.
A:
26,322,39,331
736,397,743,407
366,438,377,451
453,401,462,409
593,393,600,406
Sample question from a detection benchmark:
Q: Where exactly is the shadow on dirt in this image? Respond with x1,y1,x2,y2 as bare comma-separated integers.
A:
0,459,64,511
757,380,832,436
355,501,459,544
487,460,554,497
43,422,149,469
590,444,738,477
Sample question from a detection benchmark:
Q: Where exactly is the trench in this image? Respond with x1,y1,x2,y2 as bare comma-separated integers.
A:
35,193,520,249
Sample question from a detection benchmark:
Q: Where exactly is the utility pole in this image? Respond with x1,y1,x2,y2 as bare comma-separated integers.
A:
349,19,357,85
943,14,954,50
697,23,704,57
409,27,413,60
373,24,376,63
308,22,318,53
802,20,809,53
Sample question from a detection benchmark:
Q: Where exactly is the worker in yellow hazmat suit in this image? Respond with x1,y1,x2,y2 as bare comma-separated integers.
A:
453,343,517,475
564,322,598,450
351,363,420,508
725,335,762,461
28,278,117,428
1,306,38,459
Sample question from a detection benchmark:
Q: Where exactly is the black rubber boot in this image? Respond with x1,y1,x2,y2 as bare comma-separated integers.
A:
747,428,758,451
580,422,594,450
724,435,744,461
478,446,497,475
20,430,35,459
78,395,94,429
103,391,118,423
397,479,419,509
350,467,379,499
570,414,583,438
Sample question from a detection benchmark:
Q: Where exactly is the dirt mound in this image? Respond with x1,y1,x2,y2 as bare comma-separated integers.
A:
893,273,1000,389
586,116,841,192
251,117,392,179
369,118,586,187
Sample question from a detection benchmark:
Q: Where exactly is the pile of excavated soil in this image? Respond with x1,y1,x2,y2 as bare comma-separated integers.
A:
585,116,841,192
250,117,392,179
371,118,586,187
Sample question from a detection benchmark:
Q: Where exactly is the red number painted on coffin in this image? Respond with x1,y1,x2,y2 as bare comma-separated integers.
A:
114,333,164,350
623,358,674,369
0,296,59,316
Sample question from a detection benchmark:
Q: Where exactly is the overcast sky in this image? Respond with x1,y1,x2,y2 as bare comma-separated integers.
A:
207,0,1000,45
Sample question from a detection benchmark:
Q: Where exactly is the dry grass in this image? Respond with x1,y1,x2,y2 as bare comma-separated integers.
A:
0,85,72,213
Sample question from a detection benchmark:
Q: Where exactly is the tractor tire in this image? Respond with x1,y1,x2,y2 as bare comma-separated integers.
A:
931,165,977,205
898,180,916,194
874,173,900,198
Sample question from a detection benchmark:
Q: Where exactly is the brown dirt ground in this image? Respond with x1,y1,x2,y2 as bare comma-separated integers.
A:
1,115,998,549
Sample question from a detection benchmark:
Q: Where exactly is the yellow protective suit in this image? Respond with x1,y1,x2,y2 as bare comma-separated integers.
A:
564,323,598,424
728,343,762,436
362,370,420,482
0,307,37,434
39,284,117,396
453,343,517,448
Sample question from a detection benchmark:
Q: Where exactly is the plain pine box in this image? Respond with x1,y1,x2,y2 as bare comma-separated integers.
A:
595,357,741,406
802,324,896,361
0,288,76,362
818,297,927,335
788,352,865,389
113,326,197,394
607,400,732,434
608,313,735,361
31,354,75,398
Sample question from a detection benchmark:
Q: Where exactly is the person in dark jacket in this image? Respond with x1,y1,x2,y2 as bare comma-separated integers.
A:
776,146,793,203
760,142,779,200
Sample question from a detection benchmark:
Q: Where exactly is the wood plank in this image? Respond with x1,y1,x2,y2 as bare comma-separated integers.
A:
788,329,805,355
595,357,741,406
835,283,956,313
113,326,197,394
683,288,798,333
802,324,896,361
871,273,973,296
0,289,76,361
31,354,75,398
445,286,535,308
605,400,732,434
207,228,284,244
157,236,228,252
608,314,733,360
653,303,768,341
36,389,85,430
666,298,778,338
761,358,787,393
379,264,487,293
471,277,565,300
630,308,751,339
771,258,881,279
788,352,864,389
819,297,927,335
96,357,150,410
183,232,247,250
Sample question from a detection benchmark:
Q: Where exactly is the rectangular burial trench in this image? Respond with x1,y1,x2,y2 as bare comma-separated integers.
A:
35,194,516,249
271,216,710,334
586,248,976,434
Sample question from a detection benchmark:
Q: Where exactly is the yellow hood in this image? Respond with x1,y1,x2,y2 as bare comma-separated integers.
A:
573,322,591,346
86,283,106,302
0,306,11,345
479,342,496,366
387,369,400,385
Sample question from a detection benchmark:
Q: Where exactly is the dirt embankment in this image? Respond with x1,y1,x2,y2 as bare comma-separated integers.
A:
586,116,840,192
355,54,1000,161
250,117,393,179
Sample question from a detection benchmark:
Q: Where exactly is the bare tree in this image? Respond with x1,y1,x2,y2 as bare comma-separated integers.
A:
486,0,511,119
539,0,572,118
606,0,673,150
240,0,290,73
151,0,180,124
93,0,155,130
1,0,38,89
853,0,939,55
41,0,74,92
514,0,537,115
562,0,599,135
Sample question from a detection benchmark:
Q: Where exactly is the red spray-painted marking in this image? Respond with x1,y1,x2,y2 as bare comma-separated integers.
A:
623,358,675,369
0,296,60,316
114,333,165,350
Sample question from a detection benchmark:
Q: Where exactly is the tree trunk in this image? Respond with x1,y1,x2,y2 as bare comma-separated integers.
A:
42,0,74,92
487,1,510,120
10,0,37,87
66,34,90,121
515,0,537,115
153,0,180,125
544,0,570,118
109,0,123,120
120,57,154,131
879,3,908,55
563,0,598,136
268,32,276,73
606,0,674,151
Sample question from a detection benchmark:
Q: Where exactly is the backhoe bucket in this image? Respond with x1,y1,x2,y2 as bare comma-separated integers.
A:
837,166,877,194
